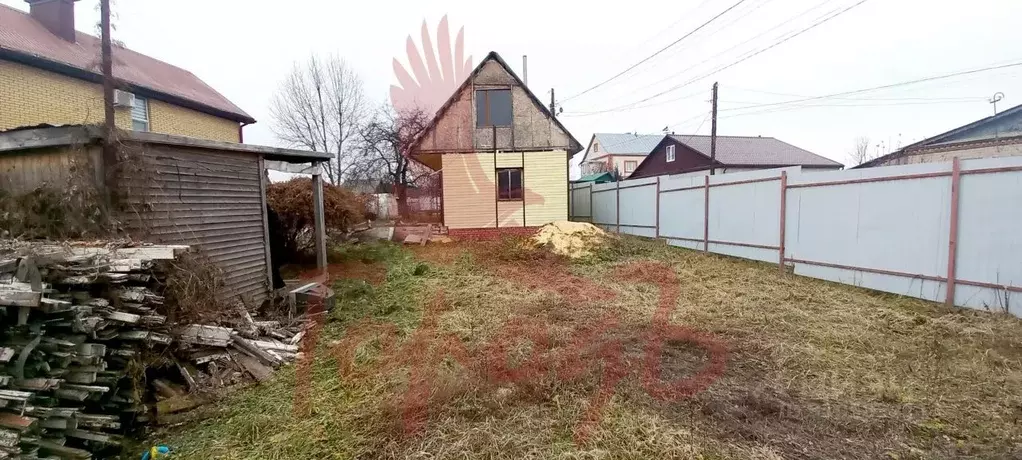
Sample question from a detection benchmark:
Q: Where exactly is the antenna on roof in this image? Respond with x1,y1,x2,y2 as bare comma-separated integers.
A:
662,126,669,133
990,92,1005,115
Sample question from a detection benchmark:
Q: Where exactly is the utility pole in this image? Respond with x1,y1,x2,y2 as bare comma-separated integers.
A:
550,88,556,116
100,0,117,200
710,82,718,175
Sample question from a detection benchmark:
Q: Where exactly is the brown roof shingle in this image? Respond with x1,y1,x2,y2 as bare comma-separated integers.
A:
0,3,254,123
668,134,842,168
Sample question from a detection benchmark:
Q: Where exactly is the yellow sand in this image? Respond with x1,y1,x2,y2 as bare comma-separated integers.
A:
531,221,608,258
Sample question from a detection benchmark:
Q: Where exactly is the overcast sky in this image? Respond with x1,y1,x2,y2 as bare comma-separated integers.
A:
5,0,1021,173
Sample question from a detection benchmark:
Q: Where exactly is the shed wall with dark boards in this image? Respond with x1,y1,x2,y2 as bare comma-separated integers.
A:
116,143,269,305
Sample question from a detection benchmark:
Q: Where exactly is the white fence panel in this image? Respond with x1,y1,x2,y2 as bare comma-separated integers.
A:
566,157,1022,317
618,177,658,238
570,183,593,221
787,162,952,303
590,182,618,232
707,168,793,263
955,157,1022,315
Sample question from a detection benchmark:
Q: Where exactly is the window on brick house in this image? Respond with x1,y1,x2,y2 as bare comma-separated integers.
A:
496,168,523,200
476,89,512,128
131,96,149,132
666,145,676,162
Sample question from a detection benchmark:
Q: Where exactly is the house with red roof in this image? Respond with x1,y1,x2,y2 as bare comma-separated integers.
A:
0,0,255,142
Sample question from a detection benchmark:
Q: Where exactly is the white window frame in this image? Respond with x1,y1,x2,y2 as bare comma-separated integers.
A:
593,143,599,153
666,144,676,162
624,160,637,173
131,95,150,132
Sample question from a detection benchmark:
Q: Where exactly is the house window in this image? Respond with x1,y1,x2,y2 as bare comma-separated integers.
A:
476,89,512,128
131,96,149,132
496,168,523,201
593,143,599,153
624,160,637,174
666,145,676,162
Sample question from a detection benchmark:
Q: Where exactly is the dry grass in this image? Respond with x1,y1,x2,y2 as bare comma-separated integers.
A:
157,237,1022,459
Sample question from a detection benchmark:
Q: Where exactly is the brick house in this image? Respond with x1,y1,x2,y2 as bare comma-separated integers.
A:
578,133,664,179
0,0,255,142
408,51,583,238
855,102,1022,168
629,134,842,178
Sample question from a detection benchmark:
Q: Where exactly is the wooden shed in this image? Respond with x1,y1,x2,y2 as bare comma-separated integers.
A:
0,125,332,306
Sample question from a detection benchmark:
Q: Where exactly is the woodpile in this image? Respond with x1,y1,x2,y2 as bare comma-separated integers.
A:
0,242,313,459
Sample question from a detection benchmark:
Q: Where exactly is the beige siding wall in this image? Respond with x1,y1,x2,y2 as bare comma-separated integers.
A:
442,153,497,229
495,152,524,168
0,60,239,142
524,150,568,226
880,143,1022,166
442,150,568,229
498,201,524,226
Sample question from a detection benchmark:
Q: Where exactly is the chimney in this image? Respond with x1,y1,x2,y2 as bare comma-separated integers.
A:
26,0,79,42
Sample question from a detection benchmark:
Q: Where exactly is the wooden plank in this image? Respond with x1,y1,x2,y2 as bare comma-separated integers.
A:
0,291,40,307
0,413,36,432
313,168,327,270
177,325,233,348
230,351,273,383
231,336,280,367
36,439,92,459
105,311,140,324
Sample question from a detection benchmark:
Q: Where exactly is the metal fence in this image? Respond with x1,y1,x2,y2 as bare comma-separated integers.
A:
570,157,1022,316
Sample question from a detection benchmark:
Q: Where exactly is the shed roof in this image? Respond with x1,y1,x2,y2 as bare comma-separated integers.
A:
667,134,842,167
0,125,331,163
574,172,615,183
0,3,255,124
591,133,664,156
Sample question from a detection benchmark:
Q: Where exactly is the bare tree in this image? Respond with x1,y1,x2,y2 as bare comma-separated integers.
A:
848,136,879,166
351,106,431,215
270,55,367,184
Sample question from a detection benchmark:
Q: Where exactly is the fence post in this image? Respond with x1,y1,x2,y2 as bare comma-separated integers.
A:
588,184,593,222
655,176,661,239
778,171,787,272
703,175,710,251
945,157,961,307
616,180,621,234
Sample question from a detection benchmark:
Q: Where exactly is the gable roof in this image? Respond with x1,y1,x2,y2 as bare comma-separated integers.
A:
589,133,664,156
856,102,1022,168
409,51,582,155
0,3,255,124
666,134,842,167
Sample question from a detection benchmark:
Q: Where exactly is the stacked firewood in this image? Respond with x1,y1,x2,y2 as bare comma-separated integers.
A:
0,242,311,459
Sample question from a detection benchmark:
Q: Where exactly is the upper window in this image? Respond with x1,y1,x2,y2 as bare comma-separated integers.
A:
666,144,676,162
131,96,149,132
624,160,637,173
476,89,512,128
496,168,523,201
593,143,599,153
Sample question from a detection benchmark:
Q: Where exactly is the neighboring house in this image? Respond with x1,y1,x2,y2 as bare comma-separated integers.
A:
629,134,843,178
855,103,1022,168
0,1,255,142
579,133,664,178
409,51,583,238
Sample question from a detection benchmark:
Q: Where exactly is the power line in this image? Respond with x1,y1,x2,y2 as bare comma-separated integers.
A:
559,0,750,104
718,60,1022,113
572,0,850,116
594,0,869,113
561,89,707,117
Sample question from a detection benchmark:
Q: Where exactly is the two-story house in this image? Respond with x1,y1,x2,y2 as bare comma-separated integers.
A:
0,0,255,142
578,133,664,179
409,51,583,238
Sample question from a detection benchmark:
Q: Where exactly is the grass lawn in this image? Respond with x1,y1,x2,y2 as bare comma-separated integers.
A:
156,237,1022,459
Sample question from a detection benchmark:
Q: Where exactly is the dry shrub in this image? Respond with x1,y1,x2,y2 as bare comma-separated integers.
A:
266,177,365,261
159,251,227,324
0,151,110,239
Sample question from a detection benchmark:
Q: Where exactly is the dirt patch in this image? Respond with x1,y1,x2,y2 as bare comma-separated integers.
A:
408,244,464,266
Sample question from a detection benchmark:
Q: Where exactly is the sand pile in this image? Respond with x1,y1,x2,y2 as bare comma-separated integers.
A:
531,221,609,258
